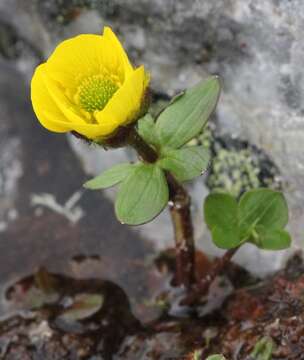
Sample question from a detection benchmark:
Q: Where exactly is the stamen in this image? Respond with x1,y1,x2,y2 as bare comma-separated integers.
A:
78,75,119,113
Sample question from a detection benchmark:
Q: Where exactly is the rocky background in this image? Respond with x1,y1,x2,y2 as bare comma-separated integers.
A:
0,0,304,292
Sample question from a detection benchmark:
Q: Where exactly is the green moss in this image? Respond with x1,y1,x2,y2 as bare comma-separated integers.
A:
207,147,261,197
189,123,214,150
194,124,282,198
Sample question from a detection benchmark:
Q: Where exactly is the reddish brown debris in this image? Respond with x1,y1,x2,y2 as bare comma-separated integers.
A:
1,253,304,359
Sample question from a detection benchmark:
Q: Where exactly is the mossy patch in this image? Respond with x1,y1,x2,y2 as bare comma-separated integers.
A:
191,122,283,197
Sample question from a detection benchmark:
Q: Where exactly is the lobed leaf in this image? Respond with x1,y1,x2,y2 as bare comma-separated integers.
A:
204,193,239,231
204,189,291,251
204,193,240,249
211,226,241,249
238,189,288,237
253,227,291,250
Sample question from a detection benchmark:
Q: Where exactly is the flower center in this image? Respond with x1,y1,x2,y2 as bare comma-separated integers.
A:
78,75,119,113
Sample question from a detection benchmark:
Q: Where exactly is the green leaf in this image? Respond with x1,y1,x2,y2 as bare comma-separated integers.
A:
250,337,274,360
158,146,210,182
204,193,241,249
206,355,226,360
156,76,221,149
253,227,291,250
137,113,160,148
169,91,185,104
239,189,289,237
204,193,239,231
115,163,169,225
83,163,135,190
58,294,104,322
211,226,241,249
204,189,291,251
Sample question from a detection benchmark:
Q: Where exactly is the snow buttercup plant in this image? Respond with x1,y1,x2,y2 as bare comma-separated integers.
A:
31,27,291,301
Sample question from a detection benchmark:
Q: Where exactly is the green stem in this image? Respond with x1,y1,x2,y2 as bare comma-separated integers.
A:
127,127,196,288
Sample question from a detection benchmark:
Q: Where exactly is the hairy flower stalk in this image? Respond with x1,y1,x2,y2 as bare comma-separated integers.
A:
127,127,196,288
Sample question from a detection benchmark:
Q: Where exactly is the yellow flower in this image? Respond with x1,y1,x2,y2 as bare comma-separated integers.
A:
31,27,150,140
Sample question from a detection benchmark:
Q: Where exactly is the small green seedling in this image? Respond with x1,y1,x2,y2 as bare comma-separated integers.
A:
250,337,274,360
204,188,291,250
206,355,226,360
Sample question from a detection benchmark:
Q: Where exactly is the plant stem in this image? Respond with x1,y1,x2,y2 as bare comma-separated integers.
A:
181,247,238,306
127,127,158,163
166,173,195,288
127,127,195,288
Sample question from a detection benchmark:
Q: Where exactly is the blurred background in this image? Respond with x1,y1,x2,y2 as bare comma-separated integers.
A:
0,0,304,313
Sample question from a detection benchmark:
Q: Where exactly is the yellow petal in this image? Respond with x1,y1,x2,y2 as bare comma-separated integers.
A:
103,27,133,77
31,63,72,133
68,121,118,139
31,64,115,139
42,71,88,125
46,27,132,90
95,66,147,127
46,34,105,89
